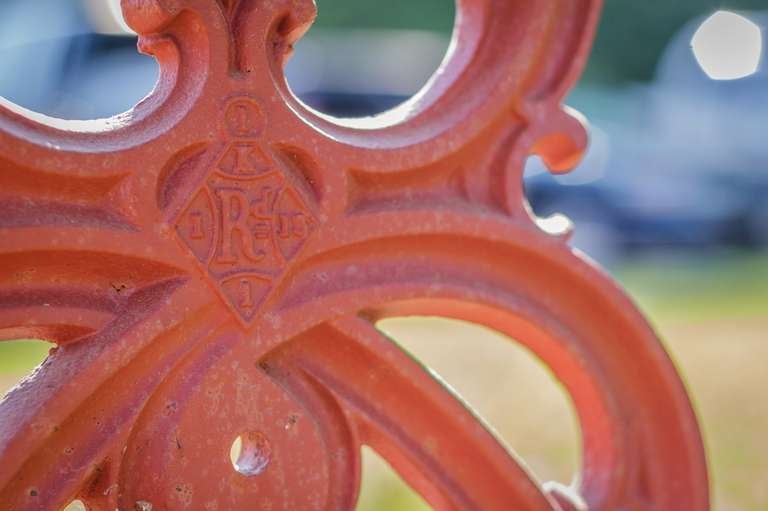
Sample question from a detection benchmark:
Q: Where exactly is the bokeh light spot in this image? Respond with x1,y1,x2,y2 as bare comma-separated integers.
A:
691,11,762,80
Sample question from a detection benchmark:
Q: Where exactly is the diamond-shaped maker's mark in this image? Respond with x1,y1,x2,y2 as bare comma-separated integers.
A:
174,97,316,325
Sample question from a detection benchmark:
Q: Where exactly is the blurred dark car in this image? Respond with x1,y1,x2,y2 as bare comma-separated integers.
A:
525,167,750,261
526,10,768,259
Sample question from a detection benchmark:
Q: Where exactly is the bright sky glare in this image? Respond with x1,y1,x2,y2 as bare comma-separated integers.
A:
691,11,763,80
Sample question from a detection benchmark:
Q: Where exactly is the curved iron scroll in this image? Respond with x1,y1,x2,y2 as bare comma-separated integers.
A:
0,1,708,509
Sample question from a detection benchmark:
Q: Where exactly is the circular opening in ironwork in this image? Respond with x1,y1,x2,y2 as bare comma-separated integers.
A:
286,0,455,120
62,500,87,511
0,1,157,119
229,431,272,476
376,317,582,486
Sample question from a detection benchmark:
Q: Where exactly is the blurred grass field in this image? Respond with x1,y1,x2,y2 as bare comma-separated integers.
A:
1,252,766,510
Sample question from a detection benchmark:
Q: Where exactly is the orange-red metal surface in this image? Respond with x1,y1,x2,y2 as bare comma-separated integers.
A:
0,1,709,510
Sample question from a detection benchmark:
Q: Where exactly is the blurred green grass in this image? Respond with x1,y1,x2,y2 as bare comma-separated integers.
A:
616,253,768,511
1,252,766,510
618,251,768,321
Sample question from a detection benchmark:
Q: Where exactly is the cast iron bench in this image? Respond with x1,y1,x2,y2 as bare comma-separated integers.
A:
0,0,708,509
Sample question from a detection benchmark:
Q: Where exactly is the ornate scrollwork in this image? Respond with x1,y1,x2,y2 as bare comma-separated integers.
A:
0,1,708,509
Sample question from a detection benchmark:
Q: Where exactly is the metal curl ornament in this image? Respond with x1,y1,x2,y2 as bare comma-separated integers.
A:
0,1,708,509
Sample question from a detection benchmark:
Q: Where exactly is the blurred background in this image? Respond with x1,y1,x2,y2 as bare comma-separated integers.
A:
0,0,766,509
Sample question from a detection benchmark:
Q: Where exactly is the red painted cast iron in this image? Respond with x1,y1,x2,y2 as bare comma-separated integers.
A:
0,0,708,509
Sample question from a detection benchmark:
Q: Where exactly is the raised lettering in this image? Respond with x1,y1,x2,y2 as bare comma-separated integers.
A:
216,189,266,264
189,211,205,240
